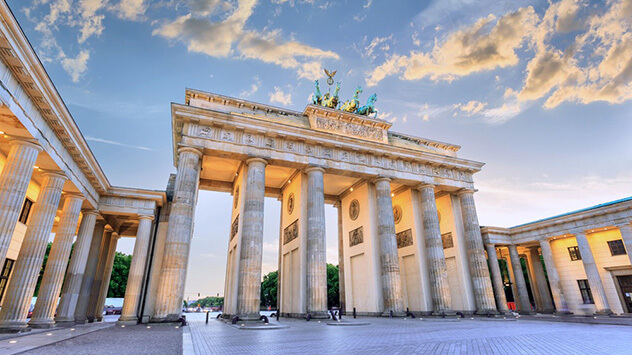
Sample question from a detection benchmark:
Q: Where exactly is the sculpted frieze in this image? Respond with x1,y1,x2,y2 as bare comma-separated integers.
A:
313,116,384,142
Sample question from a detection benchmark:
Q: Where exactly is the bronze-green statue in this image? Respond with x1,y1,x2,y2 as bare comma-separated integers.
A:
341,86,362,113
312,80,322,105
357,93,378,117
321,81,340,108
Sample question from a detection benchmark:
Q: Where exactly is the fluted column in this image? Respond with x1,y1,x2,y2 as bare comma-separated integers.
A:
417,184,453,315
507,244,533,314
485,244,509,313
305,167,327,317
93,233,120,322
236,158,267,321
118,215,154,324
74,222,106,323
538,238,570,314
334,201,345,314
0,171,65,332
152,147,202,322
457,189,497,314
86,230,113,323
574,231,612,315
616,222,632,268
528,246,554,313
0,139,41,268
55,210,99,323
29,194,84,328
374,177,404,315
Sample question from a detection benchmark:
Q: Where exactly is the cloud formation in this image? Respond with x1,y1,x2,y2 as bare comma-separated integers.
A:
369,0,632,112
269,87,292,106
153,0,338,79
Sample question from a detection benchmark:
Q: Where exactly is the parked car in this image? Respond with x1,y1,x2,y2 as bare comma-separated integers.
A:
104,305,122,315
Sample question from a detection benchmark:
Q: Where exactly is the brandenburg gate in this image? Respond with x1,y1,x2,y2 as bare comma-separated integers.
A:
148,88,499,321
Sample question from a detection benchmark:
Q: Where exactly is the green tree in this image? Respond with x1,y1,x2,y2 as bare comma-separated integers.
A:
197,296,224,308
260,270,278,308
107,252,132,298
327,264,339,309
34,242,52,297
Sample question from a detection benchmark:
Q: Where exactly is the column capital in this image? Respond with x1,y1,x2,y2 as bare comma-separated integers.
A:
40,169,67,180
177,145,203,158
304,165,325,174
415,183,436,191
457,188,477,196
138,214,155,221
81,209,100,217
8,136,42,152
245,157,268,166
111,232,121,240
484,243,496,248
63,193,84,202
570,229,587,237
373,176,392,184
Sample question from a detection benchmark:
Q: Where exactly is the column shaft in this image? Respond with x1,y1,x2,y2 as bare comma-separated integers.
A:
0,172,65,332
152,147,202,322
74,226,107,324
335,202,345,314
55,210,99,322
538,239,570,314
458,190,497,313
236,158,267,320
93,234,120,321
374,178,404,315
508,245,533,314
119,216,154,323
87,231,113,322
305,167,327,317
0,139,41,267
418,184,452,314
485,244,509,312
528,247,554,313
29,195,84,327
575,231,611,314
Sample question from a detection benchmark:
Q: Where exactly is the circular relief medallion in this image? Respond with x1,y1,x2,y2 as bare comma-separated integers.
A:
233,186,240,209
349,199,360,221
287,193,295,215
393,205,403,224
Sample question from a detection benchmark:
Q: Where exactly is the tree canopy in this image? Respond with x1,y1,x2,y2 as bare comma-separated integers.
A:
259,264,340,309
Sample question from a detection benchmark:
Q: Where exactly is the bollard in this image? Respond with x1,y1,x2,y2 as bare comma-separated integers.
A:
277,310,280,321
232,316,239,325
353,308,357,319
339,310,342,320
389,310,393,319
206,311,210,324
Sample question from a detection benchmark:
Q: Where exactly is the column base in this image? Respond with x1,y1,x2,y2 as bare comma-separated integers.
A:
518,310,537,315
595,309,613,316
380,311,407,317
74,318,88,325
305,311,330,320
554,310,573,316
475,309,500,316
235,313,263,322
28,320,57,329
0,322,30,334
431,310,457,317
116,316,139,326
537,309,556,314
150,314,182,323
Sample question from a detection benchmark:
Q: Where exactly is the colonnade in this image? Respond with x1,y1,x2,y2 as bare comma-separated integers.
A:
0,137,155,332
486,222,632,315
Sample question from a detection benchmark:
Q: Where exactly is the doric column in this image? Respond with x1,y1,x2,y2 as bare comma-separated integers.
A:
485,244,509,313
417,184,453,314
616,222,632,268
29,194,84,328
73,222,106,324
152,146,202,322
538,238,570,314
574,231,612,315
93,233,120,322
86,229,113,323
0,171,65,332
55,210,99,323
236,158,267,320
457,189,497,313
305,166,327,317
0,138,41,267
334,201,345,314
118,215,154,324
507,244,533,314
528,246,554,313
374,177,404,315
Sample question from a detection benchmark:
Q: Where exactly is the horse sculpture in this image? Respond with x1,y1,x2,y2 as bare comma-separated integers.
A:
312,80,322,105
321,81,341,108
341,86,362,113
357,93,378,117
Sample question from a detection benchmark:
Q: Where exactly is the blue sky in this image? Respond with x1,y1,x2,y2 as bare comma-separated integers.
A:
9,0,632,298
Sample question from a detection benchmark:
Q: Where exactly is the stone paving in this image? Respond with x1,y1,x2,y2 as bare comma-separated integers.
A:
186,313,632,355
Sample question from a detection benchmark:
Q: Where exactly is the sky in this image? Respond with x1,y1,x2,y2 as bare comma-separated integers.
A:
8,0,632,299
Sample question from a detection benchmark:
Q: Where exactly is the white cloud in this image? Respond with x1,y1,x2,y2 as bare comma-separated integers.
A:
363,0,373,9
454,100,487,114
61,50,90,82
240,76,261,97
153,0,338,79
117,0,147,20
269,87,292,106
362,35,393,61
